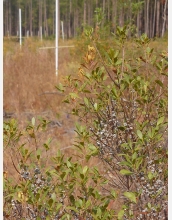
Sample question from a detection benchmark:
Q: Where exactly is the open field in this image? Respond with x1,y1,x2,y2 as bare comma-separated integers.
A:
3,36,167,113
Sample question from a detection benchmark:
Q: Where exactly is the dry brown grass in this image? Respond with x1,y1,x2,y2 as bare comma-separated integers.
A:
3,38,80,130
3,38,83,179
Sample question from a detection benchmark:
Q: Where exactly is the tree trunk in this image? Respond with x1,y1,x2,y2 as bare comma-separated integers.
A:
144,0,147,34
119,4,124,27
58,0,60,38
90,0,93,27
9,0,11,36
161,0,167,37
39,0,42,37
149,1,152,37
152,0,157,37
16,4,19,36
88,0,91,26
6,0,9,36
156,0,160,37
136,0,141,37
44,0,47,36
83,0,86,25
103,0,106,14
69,0,72,38
102,0,105,26
128,0,132,38
25,1,27,36
74,8,76,37
96,0,98,8
107,0,110,22
146,0,150,37
112,0,117,33
30,0,32,36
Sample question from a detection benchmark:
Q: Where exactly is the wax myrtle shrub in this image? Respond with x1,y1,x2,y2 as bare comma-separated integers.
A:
57,26,168,219
3,117,118,219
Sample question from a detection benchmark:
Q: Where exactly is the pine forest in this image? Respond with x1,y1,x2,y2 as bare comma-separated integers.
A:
3,0,168,39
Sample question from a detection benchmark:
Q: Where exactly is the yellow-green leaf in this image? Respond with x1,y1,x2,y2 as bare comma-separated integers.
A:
118,209,124,220
157,116,164,126
120,169,133,176
137,130,143,140
123,192,137,203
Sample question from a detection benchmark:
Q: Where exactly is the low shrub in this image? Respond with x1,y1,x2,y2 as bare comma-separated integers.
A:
57,26,168,219
3,118,118,219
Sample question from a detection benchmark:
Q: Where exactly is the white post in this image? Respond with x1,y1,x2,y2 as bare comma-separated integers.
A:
27,30,29,38
61,21,64,41
40,26,42,41
55,0,59,75
19,9,22,47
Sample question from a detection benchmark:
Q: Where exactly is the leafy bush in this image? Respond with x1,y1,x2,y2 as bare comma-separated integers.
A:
4,25,168,220
57,26,168,219
3,118,117,219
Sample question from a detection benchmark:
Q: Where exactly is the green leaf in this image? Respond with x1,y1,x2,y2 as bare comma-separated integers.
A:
84,97,89,106
132,152,137,161
43,143,50,151
119,161,132,168
111,87,117,98
66,160,72,168
66,206,78,213
147,202,151,209
48,198,53,207
83,166,88,175
115,59,122,66
120,169,133,176
35,193,40,201
56,83,65,92
32,117,35,126
147,128,152,138
83,89,91,93
157,116,164,126
76,199,83,207
123,192,137,203
97,207,102,217
69,195,75,203
85,200,91,208
69,92,80,99
118,126,125,131
61,214,70,220
146,47,151,54
135,157,143,170
80,174,84,179
118,209,124,220
137,130,143,140
94,103,98,111
155,80,163,87
148,171,154,180
36,149,41,160
51,193,56,201
111,190,117,198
